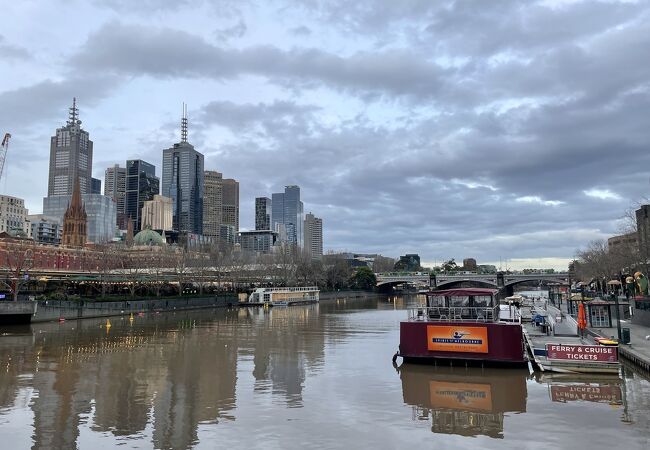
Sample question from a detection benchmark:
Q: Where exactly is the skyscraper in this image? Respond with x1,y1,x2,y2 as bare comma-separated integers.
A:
222,178,239,233
255,197,272,230
304,213,323,259
126,159,159,231
271,185,304,247
104,164,127,228
161,105,204,234
203,170,223,238
47,98,93,196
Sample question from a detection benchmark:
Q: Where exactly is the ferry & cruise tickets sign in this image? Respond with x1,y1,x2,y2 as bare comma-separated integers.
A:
545,344,618,362
427,326,489,353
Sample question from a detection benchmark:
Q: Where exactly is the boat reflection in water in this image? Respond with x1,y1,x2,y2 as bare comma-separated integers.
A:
534,372,623,406
398,365,528,439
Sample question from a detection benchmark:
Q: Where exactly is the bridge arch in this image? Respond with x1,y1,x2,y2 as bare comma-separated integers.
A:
503,277,568,288
436,279,498,289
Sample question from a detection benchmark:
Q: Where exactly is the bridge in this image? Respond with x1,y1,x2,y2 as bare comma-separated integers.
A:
375,272,570,293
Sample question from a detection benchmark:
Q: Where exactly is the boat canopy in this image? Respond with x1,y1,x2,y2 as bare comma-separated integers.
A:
425,288,499,297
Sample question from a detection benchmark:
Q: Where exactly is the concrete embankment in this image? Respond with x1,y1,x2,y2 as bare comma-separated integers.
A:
32,294,237,323
319,290,387,301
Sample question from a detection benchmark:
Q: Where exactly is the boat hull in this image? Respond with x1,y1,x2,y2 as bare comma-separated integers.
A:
399,321,527,367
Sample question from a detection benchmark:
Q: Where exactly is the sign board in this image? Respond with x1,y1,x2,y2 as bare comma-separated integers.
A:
430,381,493,412
545,344,618,363
550,384,622,404
427,326,489,353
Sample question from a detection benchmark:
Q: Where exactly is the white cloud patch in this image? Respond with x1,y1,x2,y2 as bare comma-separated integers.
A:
583,188,622,201
515,196,565,206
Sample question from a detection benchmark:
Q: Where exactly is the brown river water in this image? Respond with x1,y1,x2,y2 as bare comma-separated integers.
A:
0,295,649,449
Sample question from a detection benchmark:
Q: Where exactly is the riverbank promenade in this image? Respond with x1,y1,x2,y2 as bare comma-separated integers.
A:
589,319,650,371
555,297,650,372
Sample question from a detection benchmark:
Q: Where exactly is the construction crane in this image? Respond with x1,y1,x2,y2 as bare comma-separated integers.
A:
0,132,10,183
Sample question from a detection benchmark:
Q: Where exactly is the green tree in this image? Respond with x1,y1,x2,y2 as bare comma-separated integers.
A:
350,266,376,290
441,259,458,273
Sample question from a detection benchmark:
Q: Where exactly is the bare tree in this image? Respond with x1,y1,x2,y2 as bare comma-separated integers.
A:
324,253,350,290
273,243,297,286
172,249,191,296
0,239,36,301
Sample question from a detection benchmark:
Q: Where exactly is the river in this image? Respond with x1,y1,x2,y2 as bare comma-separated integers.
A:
0,295,648,449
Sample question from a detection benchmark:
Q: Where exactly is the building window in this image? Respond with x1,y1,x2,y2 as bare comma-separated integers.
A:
55,150,70,168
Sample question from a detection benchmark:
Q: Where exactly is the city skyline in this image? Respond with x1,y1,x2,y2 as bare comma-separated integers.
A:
2,1,650,269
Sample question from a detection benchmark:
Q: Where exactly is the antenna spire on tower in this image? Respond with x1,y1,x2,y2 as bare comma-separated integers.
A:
67,97,80,126
181,102,188,143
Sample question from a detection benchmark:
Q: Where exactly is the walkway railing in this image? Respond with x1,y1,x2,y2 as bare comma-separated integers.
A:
407,305,499,323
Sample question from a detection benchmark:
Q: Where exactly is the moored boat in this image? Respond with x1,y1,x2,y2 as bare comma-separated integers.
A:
396,288,527,367
247,286,319,307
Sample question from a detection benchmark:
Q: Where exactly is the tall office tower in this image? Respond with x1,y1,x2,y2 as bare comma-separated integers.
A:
222,178,239,233
271,185,304,247
203,170,223,237
91,177,101,194
47,98,93,196
126,159,159,231
255,197,272,230
304,212,323,259
104,164,127,228
161,105,204,234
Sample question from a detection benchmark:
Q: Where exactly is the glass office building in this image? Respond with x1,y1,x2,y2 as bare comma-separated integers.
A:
43,194,116,243
271,185,304,247
126,159,159,231
161,142,204,234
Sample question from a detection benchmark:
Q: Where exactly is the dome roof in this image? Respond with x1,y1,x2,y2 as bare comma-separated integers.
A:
133,228,165,246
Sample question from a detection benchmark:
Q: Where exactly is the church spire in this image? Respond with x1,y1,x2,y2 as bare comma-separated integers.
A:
62,175,87,247
70,175,82,212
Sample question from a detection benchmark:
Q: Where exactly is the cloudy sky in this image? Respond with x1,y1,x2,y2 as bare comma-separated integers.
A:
1,0,649,270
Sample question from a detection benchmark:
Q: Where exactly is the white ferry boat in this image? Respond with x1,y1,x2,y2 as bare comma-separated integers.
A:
248,287,319,306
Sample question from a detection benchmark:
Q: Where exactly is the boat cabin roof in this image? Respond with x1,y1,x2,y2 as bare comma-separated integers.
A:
425,288,499,297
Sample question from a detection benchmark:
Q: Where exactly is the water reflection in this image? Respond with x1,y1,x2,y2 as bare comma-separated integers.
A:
398,365,528,439
0,296,649,449
533,372,623,406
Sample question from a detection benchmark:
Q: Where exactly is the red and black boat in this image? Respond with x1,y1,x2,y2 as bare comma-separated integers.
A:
396,288,527,367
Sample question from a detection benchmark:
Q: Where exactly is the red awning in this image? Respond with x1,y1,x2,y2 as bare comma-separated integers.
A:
425,288,499,297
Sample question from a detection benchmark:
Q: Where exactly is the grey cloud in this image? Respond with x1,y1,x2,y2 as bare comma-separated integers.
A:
214,19,248,42
0,35,30,60
289,26,312,36
69,22,452,100
0,76,121,132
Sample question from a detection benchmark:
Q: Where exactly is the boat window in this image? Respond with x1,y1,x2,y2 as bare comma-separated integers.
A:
427,296,445,307
472,295,492,307
449,295,469,307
